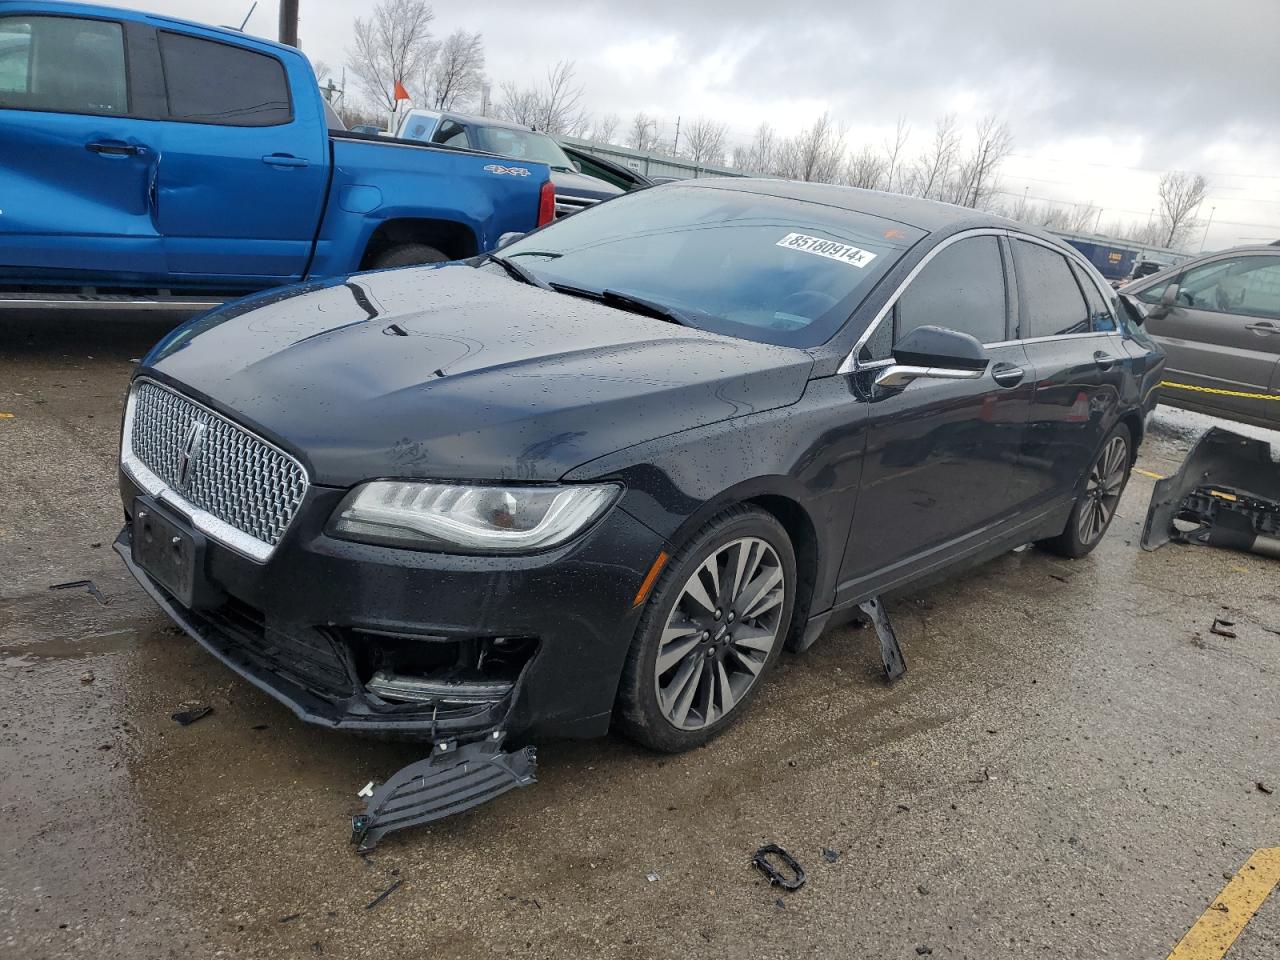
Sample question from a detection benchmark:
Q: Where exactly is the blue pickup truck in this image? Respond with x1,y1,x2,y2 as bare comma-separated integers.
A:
0,2,553,306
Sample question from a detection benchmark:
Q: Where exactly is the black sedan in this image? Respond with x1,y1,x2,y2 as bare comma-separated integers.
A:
116,180,1164,754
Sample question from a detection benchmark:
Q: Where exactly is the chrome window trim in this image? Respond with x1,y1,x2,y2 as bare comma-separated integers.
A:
119,378,310,564
840,227,1129,375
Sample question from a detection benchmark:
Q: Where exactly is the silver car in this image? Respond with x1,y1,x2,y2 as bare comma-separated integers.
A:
1124,245,1280,428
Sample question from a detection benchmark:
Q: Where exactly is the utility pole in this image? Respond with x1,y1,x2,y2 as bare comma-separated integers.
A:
278,0,299,47
1094,207,1103,233
672,116,681,154
1199,206,1217,253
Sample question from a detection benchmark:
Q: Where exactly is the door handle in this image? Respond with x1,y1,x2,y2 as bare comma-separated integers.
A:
1093,350,1121,370
87,140,146,157
1245,321,1279,335
991,364,1025,388
262,154,309,167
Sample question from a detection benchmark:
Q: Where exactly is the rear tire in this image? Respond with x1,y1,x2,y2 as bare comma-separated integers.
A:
615,506,796,753
1038,422,1133,559
371,243,448,269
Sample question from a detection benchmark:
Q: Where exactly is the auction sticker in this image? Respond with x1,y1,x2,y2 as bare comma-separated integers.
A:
776,233,876,268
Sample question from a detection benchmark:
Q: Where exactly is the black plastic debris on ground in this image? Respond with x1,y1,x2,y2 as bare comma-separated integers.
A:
49,579,107,605
752,844,806,891
1210,618,1238,639
365,878,403,910
821,848,840,863
171,706,212,726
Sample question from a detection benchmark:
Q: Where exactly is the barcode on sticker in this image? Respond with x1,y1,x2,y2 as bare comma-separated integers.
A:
776,233,877,268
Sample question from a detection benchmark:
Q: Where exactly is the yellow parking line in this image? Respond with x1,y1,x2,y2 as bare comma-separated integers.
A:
1134,468,1166,480
1160,380,1280,402
1166,847,1280,960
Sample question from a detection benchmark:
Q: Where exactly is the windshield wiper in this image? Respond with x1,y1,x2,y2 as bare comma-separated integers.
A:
482,252,551,289
550,283,691,327
503,250,563,260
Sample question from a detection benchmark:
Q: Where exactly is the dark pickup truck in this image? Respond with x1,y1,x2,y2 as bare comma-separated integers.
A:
0,2,553,308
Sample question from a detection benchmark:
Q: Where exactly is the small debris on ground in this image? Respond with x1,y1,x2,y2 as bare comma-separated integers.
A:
79,671,94,684
1256,782,1273,796
279,914,300,924
1210,618,1237,639
774,898,786,909
49,579,108,605
251,724,269,731
357,781,375,799
916,947,933,956
364,879,403,910
752,844,806,891
646,872,659,883
171,706,212,726
821,848,840,863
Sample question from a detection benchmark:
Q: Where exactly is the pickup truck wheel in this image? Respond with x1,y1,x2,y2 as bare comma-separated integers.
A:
615,506,795,753
372,243,448,269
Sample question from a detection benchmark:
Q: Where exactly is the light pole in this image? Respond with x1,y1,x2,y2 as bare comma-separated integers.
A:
278,0,299,47
1199,206,1217,253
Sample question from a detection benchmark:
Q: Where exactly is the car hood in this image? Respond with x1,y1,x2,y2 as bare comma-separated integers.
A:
141,264,813,486
550,168,624,200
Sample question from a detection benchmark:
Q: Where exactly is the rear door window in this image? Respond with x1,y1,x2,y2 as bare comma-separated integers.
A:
894,236,1007,346
434,119,470,147
159,31,291,126
1013,240,1091,338
0,15,127,115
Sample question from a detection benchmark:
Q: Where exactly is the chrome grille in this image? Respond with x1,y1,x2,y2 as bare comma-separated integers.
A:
553,194,600,218
126,380,307,554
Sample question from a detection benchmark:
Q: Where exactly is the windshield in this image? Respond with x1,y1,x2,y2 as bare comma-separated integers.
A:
496,184,923,347
472,125,574,170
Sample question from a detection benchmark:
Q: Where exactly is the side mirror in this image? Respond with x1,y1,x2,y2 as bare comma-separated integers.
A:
496,231,525,249
1146,282,1180,321
874,325,990,390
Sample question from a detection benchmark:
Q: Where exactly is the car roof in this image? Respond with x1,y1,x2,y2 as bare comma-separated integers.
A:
439,111,538,133
26,1,298,53
683,178,1026,235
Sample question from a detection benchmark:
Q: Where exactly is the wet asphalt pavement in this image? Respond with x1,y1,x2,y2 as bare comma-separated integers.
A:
1,312,1277,960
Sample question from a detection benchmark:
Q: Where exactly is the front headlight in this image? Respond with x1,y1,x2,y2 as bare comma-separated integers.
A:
328,481,622,554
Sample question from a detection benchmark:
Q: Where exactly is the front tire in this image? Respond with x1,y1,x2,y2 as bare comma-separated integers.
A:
615,506,796,753
1039,423,1133,559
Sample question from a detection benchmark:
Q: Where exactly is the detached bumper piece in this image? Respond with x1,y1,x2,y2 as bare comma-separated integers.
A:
1142,427,1280,558
351,735,537,852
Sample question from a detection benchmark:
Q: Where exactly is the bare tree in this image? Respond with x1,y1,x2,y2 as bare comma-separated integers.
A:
909,114,960,200
498,60,586,135
346,0,437,116
589,113,620,144
776,113,846,183
1157,170,1209,248
882,115,910,193
956,115,1012,209
845,144,887,190
496,81,539,126
683,117,728,166
733,122,777,173
426,29,485,110
627,112,661,152
313,59,332,84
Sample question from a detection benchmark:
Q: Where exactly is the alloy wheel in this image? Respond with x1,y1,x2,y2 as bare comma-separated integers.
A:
1077,434,1129,545
653,536,787,731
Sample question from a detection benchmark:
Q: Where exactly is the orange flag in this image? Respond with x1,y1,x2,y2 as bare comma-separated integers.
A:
393,80,410,101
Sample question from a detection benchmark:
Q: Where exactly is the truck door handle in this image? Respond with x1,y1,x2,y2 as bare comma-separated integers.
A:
1093,350,1121,370
991,363,1025,388
262,154,309,167
87,140,146,157
1245,321,1279,335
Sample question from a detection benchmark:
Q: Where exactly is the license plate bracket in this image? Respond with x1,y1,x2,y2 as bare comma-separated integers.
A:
131,497,204,608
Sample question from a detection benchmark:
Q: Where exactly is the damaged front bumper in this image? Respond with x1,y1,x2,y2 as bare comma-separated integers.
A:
1141,427,1280,558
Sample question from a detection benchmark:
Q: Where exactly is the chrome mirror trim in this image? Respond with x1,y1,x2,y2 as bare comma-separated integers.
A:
873,364,986,389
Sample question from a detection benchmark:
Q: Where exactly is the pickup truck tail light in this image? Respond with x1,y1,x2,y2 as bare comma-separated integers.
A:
537,179,555,227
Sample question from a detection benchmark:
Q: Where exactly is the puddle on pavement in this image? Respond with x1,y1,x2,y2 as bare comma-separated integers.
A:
0,626,139,662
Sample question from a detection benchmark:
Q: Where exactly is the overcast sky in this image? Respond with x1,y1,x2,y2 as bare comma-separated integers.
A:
131,0,1280,250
